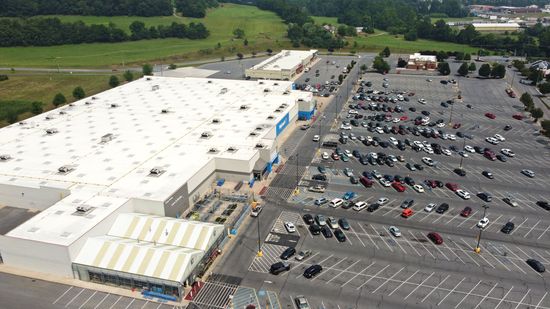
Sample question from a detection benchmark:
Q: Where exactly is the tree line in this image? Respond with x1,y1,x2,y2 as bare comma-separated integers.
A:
0,18,209,47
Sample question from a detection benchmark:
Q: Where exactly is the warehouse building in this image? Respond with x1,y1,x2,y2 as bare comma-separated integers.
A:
245,49,318,80
406,53,437,70
472,22,520,32
0,76,314,298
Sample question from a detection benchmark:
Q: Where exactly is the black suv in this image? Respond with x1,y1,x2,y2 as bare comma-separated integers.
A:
309,224,321,235
477,192,492,202
334,228,346,242
367,203,380,212
303,264,323,278
312,174,327,181
526,259,546,273
270,261,290,275
501,222,515,234
537,201,550,211
436,203,449,214
302,214,314,225
280,247,296,260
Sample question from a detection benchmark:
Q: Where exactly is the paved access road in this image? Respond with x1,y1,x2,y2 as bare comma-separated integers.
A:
213,59,550,309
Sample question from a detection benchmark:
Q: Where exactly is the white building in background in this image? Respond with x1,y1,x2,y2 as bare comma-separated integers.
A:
245,49,318,81
0,76,314,299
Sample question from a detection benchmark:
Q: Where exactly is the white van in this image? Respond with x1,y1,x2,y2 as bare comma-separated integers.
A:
329,198,343,208
352,201,368,211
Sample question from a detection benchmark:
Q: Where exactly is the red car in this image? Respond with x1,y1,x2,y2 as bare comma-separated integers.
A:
400,116,408,121
485,113,496,119
484,150,496,161
360,177,373,188
452,123,461,129
460,207,472,217
427,232,443,245
445,182,459,192
331,153,340,160
392,182,406,192
513,114,524,120
505,89,516,98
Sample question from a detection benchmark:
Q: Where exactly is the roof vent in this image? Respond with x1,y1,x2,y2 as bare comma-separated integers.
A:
58,165,74,174
91,96,98,100
208,148,218,154
45,128,58,135
100,133,114,143
110,103,119,108
69,103,74,107
152,85,159,91
220,88,228,95
59,110,67,115
0,154,12,161
85,101,93,105
76,205,91,213
18,121,26,125
161,109,170,114
249,132,258,136
212,118,221,124
259,81,264,85
264,88,270,93
45,115,54,120
227,146,237,153
274,109,282,113
149,167,165,176
255,143,265,149
200,132,212,139
255,127,263,131
146,77,152,81
240,105,249,110
274,82,279,86
267,115,274,120
283,90,290,95
207,80,213,84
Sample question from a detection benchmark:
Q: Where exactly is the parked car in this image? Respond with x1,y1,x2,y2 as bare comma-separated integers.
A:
424,203,436,212
303,264,323,278
302,214,314,225
427,232,443,245
526,259,546,273
309,224,321,235
334,228,346,242
250,206,263,217
389,226,401,237
338,218,350,230
284,222,296,233
460,207,472,217
501,222,515,234
280,247,296,260
436,203,449,214
294,296,311,309
321,225,333,238
270,261,290,275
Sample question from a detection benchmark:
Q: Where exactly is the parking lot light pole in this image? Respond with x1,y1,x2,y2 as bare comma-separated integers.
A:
459,137,466,169
474,204,489,253
293,153,300,195
256,210,263,257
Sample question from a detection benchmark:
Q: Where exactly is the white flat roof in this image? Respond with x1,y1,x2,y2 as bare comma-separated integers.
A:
2,76,310,245
249,50,317,71
473,22,520,27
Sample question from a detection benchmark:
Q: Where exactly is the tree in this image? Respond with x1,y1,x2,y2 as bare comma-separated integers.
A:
437,62,450,75
455,52,464,61
397,58,407,68
168,64,177,70
478,63,491,78
236,53,243,60
538,82,550,95
520,92,533,107
457,62,469,76
338,74,344,84
72,86,85,100
31,102,43,115
531,108,544,121
109,75,120,88
233,28,245,39
380,47,391,58
0,74,8,81
266,48,273,55
372,56,390,73
404,30,417,41
529,70,544,84
243,38,248,46
52,93,66,107
360,64,367,72
464,53,471,61
468,62,476,72
123,70,134,82
490,64,506,79
142,64,153,76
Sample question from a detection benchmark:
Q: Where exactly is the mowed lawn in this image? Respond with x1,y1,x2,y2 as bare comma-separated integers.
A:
352,33,479,54
0,4,289,68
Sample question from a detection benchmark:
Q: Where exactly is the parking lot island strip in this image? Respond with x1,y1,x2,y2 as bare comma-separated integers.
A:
0,73,321,301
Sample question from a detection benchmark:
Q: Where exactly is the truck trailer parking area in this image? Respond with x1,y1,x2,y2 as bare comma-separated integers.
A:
212,59,550,309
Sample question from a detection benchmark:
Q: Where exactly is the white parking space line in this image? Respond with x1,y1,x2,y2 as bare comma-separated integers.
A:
371,225,393,252
140,301,150,309
341,262,375,287
421,234,450,261
523,220,541,238
488,243,527,274
53,286,73,305
388,270,420,296
409,232,437,259
289,295,298,309
78,291,97,309
371,267,405,294
448,238,480,267
457,211,478,227
454,280,482,309
443,242,466,264
459,238,495,269
359,223,379,250
473,282,498,309
313,257,347,282
404,272,434,300
94,293,110,309
482,245,511,272
530,249,550,264
326,260,360,285
510,218,528,235
514,289,530,309
537,224,550,240
402,235,422,257
356,265,390,290
108,296,123,309
495,286,514,309
534,292,548,309
65,288,85,308
348,226,366,247
437,277,466,306
421,275,450,302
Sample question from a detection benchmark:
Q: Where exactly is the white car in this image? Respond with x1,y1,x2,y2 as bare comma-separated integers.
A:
388,155,397,162
521,169,535,178
458,151,468,158
348,109,358,114
353,201,368,211
379,178,391,187
422,157,434,166
284,222,296,233
448,134,456,141
441,134,449,140
375,127,384,134
413,184,425,193
423,147,434,154
322,152,329,160
393,118,400,123
477,217,490,229
424,203,436,212
327,217,339,229
464,145,475,153
418,98,426,104
313,135,320,142
442,149,451,156
366,136,373,142
369,152,378,160
422,141,430,147
437,122,446,128
486,137,499,145
456,189,471,200
340,124,352,130
389,226,401,237
349,133,357,140
413,141,423,148
501,148,515,157
389,137,398,145
377,197,389,205
494,134,505,141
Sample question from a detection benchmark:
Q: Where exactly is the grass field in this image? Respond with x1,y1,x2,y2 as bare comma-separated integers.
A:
311,16,341,26
430,16,475,23
0,73,124,126
0,4,289,68
351,33,479,54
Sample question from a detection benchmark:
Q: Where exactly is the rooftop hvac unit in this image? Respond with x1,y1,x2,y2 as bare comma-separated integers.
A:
161,109,169,114
85,101,93,105
283,90,290,95
255,143,265,149
58,165,74,174
208,148,218,154
69,103,74,107
263,88,270,92
76,205,91,213
45,128,58,134
274,109,282,113
227,146,237,152
240,105,249,110
249,132,258,136
91,96,98,100
18,121,26,125
152,85,159,91
200,132,212,138
110,103,119,108
146,77,152,81
207,80,212,84
219,88,228,95
59,110,66,115
259,81,264,85
212,118,220,124
101,133,114,143
255,127,263,131
45,115,54,120
274,83,279,86
0,154,12,161
267,115,274,120
149,167,165,175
